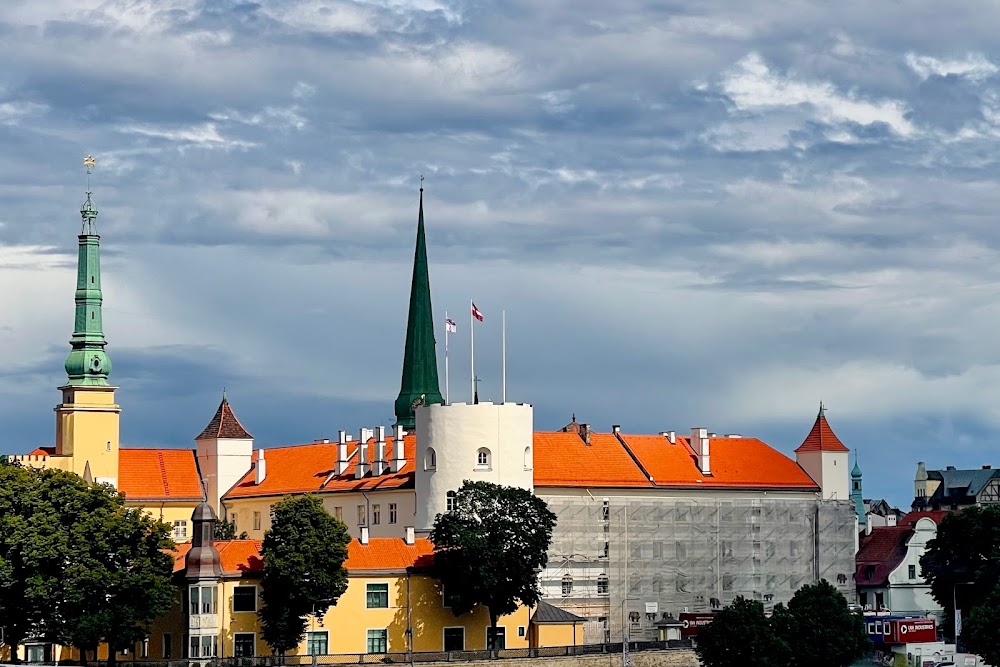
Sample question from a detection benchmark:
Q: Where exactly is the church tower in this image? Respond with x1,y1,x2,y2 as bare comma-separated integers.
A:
393,183,444,428
851,453,866,529
53,156,121,485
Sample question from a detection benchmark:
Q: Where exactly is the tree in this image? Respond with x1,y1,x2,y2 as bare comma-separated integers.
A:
920,506,1000,638
774,580,868,667
259,495,350,655
695,596,790,667
429,481,557,645
214,518,248,540
961,581,1000,666
44,471,175,667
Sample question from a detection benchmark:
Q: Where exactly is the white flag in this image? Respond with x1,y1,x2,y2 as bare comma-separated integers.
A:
445,318,457,333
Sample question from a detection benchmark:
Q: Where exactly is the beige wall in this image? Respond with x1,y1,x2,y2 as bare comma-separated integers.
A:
531,623,584,648
224,490,416,540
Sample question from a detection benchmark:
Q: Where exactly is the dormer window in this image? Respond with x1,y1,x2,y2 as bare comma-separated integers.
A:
476,447,492,470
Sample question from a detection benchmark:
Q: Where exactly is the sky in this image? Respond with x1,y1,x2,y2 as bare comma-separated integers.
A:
2,1,1000,509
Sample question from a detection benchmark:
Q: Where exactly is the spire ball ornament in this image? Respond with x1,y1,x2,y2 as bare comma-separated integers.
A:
83,154,96,171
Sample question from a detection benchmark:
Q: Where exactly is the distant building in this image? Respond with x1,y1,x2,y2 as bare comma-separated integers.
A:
912,462,1000,510
855,511,951,623
865,499,904,531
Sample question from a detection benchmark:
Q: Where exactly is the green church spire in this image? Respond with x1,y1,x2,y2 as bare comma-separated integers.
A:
64,155,112,386
394,182,443,428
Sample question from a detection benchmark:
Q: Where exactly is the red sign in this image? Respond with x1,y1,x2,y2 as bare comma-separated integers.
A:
679,613,716,637
896,619,936,644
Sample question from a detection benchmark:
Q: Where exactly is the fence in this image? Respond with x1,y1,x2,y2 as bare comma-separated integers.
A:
3,639,694,667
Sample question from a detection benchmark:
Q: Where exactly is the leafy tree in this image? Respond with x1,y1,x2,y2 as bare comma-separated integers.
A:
775,580,868,667
961,581,1000,666
430,480,557,643
920,506,1000,638
259,495,350,655
214,518,248,540
695,596,789,667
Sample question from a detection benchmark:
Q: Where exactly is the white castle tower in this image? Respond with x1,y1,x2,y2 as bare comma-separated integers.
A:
415,401,534,532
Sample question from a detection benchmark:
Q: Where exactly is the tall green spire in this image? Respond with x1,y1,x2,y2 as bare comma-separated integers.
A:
394,183,443,428
64,156,111,386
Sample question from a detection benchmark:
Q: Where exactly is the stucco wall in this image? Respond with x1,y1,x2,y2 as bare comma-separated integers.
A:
413,648,699,667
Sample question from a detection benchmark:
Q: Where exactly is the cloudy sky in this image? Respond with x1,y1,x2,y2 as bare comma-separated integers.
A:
2,0,1000,507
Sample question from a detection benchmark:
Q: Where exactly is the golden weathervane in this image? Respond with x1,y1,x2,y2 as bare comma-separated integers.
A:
83,155,96,172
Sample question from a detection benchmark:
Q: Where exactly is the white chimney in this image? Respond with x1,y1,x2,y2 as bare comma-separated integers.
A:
391,425,407,473
356,440,370,479
691,427,710,475
360,526,369,544
335,430,350,475
612,424,621,434
374,426,388,476
405,526,415,545
255,449,267,485
668,431,676,444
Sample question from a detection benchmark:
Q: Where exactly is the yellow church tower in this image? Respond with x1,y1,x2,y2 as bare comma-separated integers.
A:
52,156,121,485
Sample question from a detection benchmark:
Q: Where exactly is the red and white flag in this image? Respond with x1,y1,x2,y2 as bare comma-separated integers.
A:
472,303,485,322
445,317,457,333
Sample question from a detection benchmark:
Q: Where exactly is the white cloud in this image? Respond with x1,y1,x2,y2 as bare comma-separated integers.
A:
720,52,915,136
116,123,256,149
209,106,307,131
905,52,999,81
0,100,47,125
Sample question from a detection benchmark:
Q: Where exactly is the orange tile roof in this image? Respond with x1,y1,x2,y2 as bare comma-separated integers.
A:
28,446,54,456
224,435,416,499
119,448,206,501
171,538,433,575
533,432,652,487
196,396,253,440
621,434,818,489
794,413,849,453
533,430,817,490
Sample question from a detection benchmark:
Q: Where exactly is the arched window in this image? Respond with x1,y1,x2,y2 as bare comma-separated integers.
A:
597,574,609,595
523,446,532,470
446,490,456,512
425,447,437,471
561,574,573,597
476,447,491,470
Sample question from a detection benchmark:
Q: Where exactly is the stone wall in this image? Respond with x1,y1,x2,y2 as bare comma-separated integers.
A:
417,649,700,667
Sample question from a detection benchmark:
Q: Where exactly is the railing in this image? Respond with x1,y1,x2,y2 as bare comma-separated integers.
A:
6,639,694,667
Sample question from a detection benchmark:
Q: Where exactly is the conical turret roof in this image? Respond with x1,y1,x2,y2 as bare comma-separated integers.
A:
795,402,849,453
196,393,252,440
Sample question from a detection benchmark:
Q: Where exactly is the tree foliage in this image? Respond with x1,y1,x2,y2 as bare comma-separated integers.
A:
697,582,867,667
0,461,175,665
214,518,247,540
775,580,868,667
259,495,350,655
429,480,557,639
961,581,1000,666
695,597,789,667
920,506,1000,638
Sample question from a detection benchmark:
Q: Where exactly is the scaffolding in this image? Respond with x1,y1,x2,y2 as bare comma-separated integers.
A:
539,494,857,642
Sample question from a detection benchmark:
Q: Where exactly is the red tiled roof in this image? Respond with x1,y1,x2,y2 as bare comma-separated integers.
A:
224,436,416,499
794,414,849,453
855,526,912,586
196,397,253,440
28,446,54,456
533,431,818,489
899,510,952,526
171,538,433,574
119,448,205,501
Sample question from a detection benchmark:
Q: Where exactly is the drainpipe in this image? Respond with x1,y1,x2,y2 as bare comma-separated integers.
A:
406,570,414,664
361,491,372,533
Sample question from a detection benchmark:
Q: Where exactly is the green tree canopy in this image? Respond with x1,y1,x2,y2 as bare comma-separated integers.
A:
259,495,351,655
920,506,1000,639
695,596,790,667
961,581,1000,666
775,580,868,667
429,480,557,642
214,517,248,540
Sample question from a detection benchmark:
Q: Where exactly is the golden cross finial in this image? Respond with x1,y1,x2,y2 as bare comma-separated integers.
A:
83,155,96,173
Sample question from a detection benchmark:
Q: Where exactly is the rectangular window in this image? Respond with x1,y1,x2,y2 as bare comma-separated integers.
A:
518,626,526,638
366,583,389,608
389,503,397,524
189,587,199,616
253,511,261,531
372,504,381,525
487,626,506,650
602,499,610,521
908,565,916,580
234,633,255,658
358,504,366,526
790,542,800,557
200,585,217,614
722,574,735,591
444,627,465,652
860,592,868,608
334,506,343,521
602,541,609,559
676,541,687,559
233,585,257,612
366,629,388,654
306,631,328,656
162,634,172,659
189,636,199,658
173,520,188,539
190,635,217,658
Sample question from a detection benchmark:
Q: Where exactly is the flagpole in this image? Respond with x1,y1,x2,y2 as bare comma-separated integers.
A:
444,310,450,405
502,310,506,404
470,299,475,402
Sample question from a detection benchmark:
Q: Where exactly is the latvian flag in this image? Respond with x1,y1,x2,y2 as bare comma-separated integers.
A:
445,317,457,333
472,303,485,322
